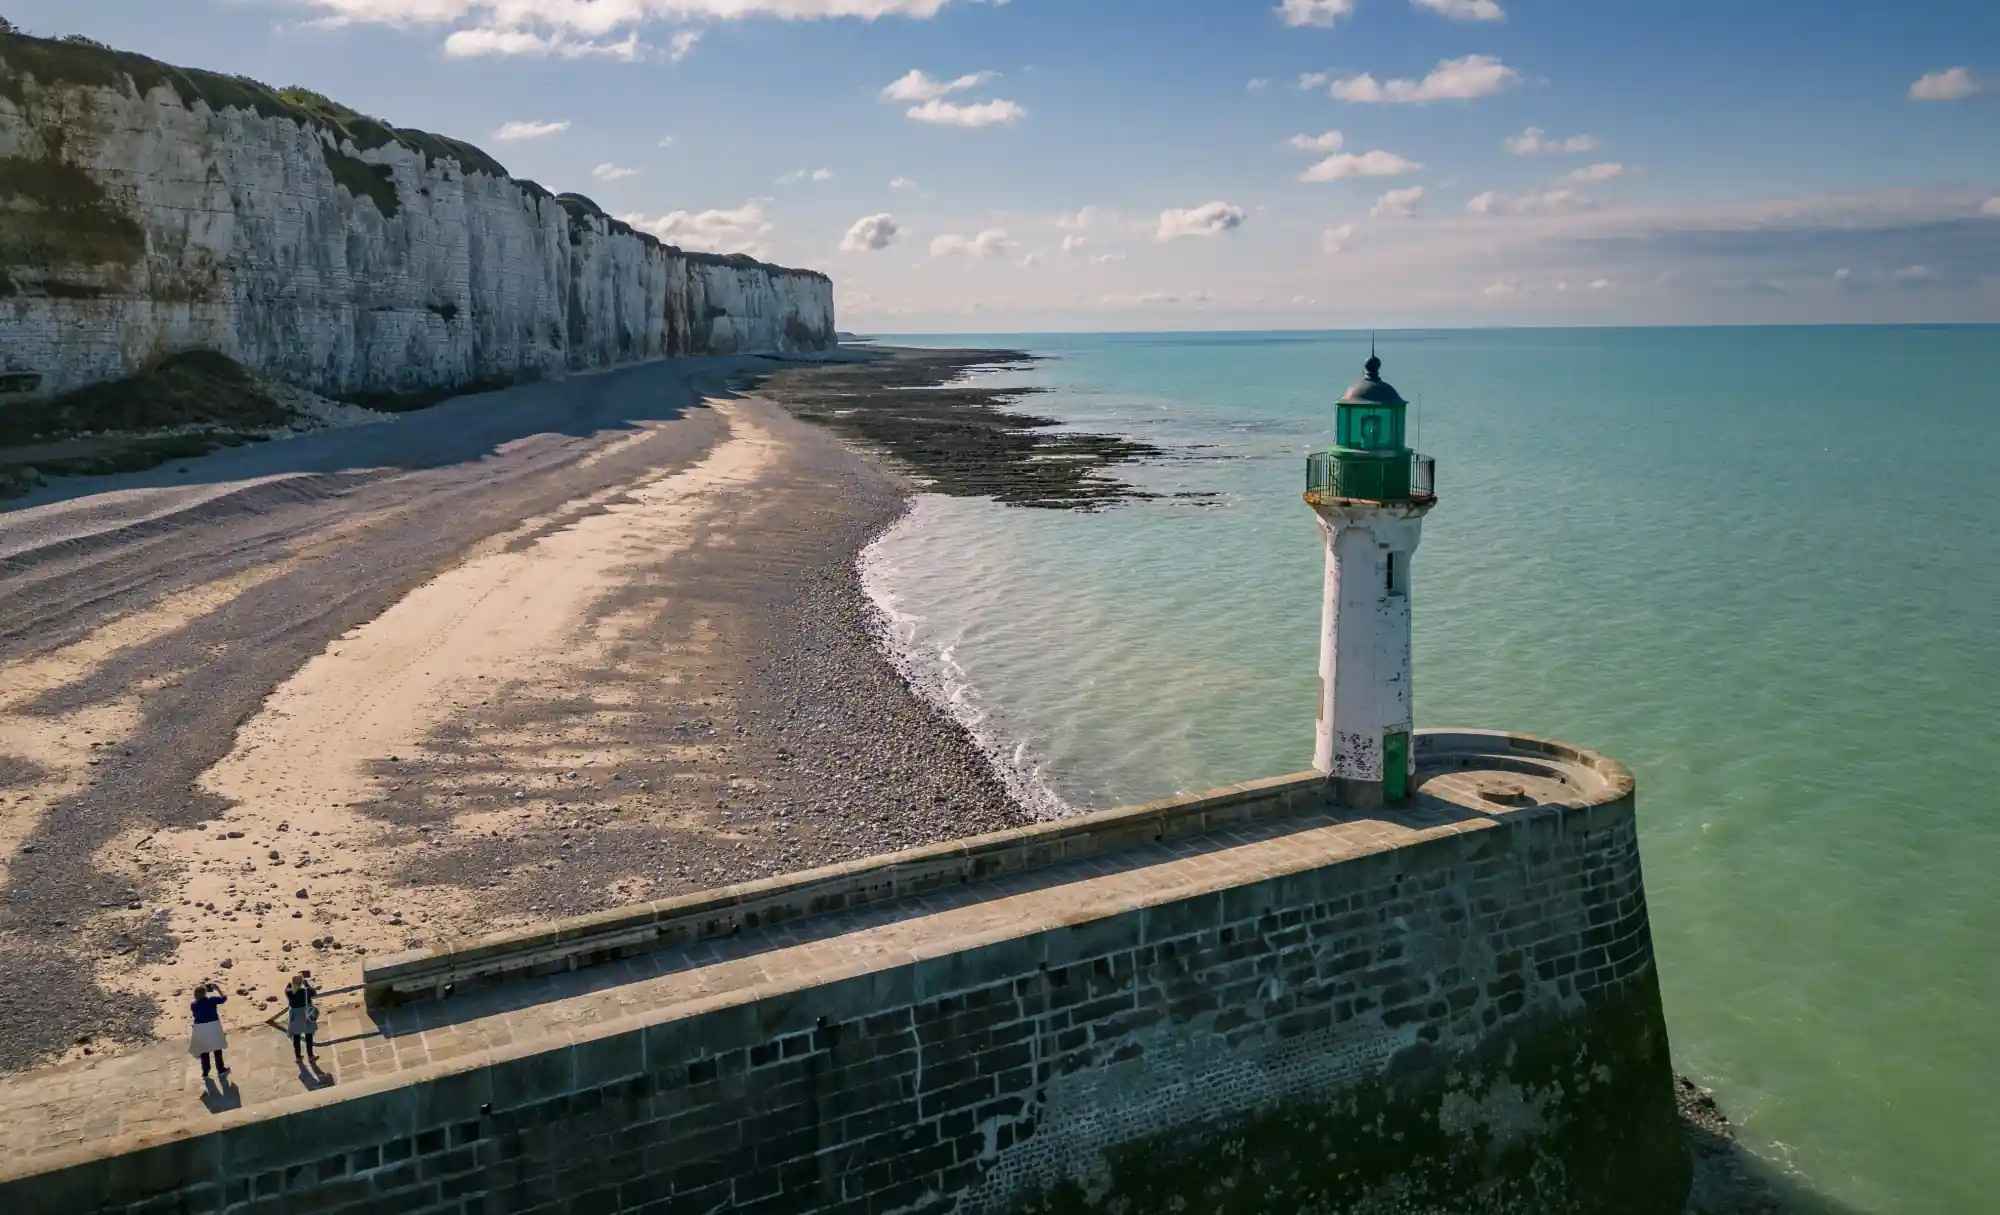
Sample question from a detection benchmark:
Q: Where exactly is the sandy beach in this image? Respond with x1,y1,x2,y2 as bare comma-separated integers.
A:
0,350,1068,1073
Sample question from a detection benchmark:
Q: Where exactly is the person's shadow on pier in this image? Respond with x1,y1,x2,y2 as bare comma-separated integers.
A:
198,1076,242,1114
296,1059,336,1093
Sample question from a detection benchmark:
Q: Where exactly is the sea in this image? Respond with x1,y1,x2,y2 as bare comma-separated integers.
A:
860,326,2000,1215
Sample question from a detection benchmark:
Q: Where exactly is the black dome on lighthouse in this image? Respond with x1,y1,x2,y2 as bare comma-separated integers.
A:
1339,351,1408,407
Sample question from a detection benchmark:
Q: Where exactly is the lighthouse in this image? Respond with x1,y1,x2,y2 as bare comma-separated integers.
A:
1305,346,1437,806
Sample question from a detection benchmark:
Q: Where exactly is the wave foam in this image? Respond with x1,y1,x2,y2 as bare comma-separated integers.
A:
859,505,1073,822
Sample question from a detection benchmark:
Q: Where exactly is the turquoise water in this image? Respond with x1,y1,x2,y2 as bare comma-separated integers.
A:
862,327,2000,1214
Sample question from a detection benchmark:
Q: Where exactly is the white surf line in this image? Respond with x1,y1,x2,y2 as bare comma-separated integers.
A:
107,403,781,1033
857,508,1073,823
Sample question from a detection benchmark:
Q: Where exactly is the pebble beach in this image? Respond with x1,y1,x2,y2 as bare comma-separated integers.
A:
0,348,1102,1074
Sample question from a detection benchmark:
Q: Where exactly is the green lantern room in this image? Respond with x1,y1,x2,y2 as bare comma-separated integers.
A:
1305,350,1436,506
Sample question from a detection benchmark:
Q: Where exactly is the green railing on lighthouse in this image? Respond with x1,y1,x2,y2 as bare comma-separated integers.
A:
1304,451,1436,504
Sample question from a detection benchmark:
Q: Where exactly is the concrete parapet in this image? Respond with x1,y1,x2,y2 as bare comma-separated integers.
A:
363,770,1339,1006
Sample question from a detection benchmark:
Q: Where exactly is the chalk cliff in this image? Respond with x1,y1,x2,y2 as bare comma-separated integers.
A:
0,32,835,404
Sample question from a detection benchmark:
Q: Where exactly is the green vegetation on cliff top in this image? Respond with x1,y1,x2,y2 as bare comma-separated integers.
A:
0,27,826,279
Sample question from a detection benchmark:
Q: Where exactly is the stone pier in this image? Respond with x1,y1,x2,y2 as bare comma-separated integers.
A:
0,730,1690,1214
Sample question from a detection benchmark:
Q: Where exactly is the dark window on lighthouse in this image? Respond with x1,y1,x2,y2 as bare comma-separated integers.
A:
1387,552,1406,596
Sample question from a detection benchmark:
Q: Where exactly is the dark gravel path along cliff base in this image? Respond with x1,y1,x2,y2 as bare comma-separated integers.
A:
0,353,1030,1075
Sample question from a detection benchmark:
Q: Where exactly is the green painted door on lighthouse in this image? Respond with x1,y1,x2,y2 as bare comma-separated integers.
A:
1383,731,1409,802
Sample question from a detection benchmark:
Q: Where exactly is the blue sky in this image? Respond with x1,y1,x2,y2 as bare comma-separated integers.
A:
9,0,1998,330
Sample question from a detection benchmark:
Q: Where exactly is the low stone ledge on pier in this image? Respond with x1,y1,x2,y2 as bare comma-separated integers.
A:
363,770,1342,1007
0,729,1690,1214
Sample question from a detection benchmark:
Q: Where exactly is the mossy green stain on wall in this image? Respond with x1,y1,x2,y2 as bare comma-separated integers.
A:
0,153,145,269
1016,980,1690,1215
321,142,399,219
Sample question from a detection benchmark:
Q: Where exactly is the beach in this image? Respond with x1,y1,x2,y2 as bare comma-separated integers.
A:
0,348,1094,1074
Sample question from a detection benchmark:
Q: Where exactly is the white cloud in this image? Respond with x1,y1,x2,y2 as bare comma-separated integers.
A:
780,167,836,184
841,213,901,252
592,162,640,182
443,27,640,59
1247,78,1271,92
1328,54,1519,103
1909,67,1981,101
1589,278,1613,290
1565,162,1626,184
1288,130,1345,152
1021,252,1043,267
443,27,550,56
1297,70,1331,90
1505,126,1597,155
1060,205,1121,231
905,98,1026,127
890,176,919,190
1091,253,1125,264
1467,187,1599,216
1100,290,1215,306
1482,280,1518,297
930,228,1014,259
493,119,570,141
1412,0,1503,20
658,135,677,148
313,1,998,58
1894,264,1936,281
1370,186,1426,219
1510,188,1589,214
880,69,997,102
1157,201,1247,240
1983,197,2000,216
1061,233,1089,253
1321,223,1355,254
1300,149,1422,182
305,0,976,29
1277,0,1355,27
622,202,773,256
1834,268,1852,280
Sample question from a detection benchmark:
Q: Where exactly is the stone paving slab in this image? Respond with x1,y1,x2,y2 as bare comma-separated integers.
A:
0,759,1598,1184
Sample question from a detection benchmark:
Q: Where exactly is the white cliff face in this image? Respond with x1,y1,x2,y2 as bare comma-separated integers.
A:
0,38,835,402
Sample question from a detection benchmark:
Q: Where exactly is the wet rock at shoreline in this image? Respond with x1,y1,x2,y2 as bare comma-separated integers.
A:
1680,1074,1827,1214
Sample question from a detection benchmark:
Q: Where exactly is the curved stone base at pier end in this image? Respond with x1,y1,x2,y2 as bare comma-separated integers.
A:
0,731,1689,1215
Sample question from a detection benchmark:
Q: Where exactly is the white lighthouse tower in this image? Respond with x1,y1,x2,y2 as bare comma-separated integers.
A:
1305,347,1437,806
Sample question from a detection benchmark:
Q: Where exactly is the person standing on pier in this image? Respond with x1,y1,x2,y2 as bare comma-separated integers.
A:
285,971,320,1067
188,982,229,1081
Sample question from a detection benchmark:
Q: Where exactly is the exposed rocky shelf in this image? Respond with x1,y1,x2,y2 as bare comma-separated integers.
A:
760,348,1168,510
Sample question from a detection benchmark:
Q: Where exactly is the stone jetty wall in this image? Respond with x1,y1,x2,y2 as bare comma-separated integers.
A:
0,31,834,405
0,737,1690,1214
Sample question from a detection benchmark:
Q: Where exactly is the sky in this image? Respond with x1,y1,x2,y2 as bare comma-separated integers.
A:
7,0,1999,331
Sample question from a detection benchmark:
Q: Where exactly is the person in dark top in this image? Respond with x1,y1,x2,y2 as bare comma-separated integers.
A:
285,971,320,1067
187,982,229,1080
